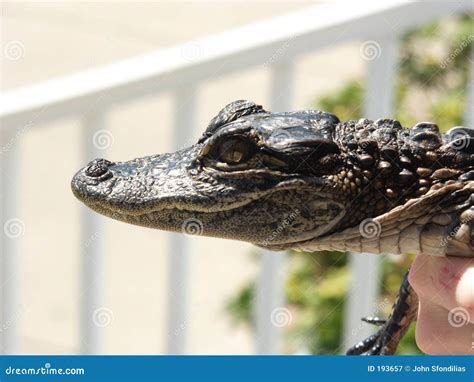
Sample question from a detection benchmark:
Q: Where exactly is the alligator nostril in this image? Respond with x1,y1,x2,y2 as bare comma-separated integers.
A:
85,158,113,178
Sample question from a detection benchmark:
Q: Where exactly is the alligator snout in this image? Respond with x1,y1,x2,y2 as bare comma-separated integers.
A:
71,158,115,201
71,157,118,208
85,158,114,178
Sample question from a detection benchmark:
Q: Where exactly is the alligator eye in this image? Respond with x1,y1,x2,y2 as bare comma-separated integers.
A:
218,138,251,164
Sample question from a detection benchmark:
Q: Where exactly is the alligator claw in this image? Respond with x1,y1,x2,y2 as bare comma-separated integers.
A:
346,333,379,355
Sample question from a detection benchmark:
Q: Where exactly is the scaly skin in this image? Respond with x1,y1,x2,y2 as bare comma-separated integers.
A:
72,100,474,354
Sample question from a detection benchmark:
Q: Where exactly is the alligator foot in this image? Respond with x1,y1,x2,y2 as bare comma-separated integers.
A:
346,271,419,355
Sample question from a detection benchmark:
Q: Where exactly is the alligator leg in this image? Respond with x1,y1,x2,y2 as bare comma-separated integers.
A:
346,270,419,355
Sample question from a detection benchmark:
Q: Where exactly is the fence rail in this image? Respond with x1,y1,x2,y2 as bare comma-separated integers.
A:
1,0,473,355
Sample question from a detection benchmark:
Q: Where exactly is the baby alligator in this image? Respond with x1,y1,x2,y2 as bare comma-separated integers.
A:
72,100,474,354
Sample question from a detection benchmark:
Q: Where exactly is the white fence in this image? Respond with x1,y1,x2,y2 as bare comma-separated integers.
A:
1,0,473,355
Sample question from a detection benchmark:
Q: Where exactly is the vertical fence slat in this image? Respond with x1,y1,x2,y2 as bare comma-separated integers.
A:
0,126,22,354
80,111,107,354
465,47,473,127
166,86,197,354
343,37,398,350
255,250,287,354
255,60,294,355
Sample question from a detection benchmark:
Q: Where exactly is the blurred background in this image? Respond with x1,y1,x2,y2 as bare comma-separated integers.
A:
1,1,472,355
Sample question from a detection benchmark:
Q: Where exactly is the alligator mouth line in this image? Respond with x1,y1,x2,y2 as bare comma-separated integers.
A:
80,192,262,220
79,183,332,220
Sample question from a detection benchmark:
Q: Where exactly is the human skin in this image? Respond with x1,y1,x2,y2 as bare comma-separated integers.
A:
409,254,474,355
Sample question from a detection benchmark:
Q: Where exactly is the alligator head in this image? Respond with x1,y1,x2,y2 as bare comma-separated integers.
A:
72,100,473,254
71,100,354,246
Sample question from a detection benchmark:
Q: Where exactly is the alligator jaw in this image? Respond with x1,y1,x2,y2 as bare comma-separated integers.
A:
71,158,339,245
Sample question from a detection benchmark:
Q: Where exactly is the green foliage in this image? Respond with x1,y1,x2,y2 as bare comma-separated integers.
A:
317,81,364,121
285,251,348,354
431,90,465,130
225,281,255,327
225,14,472,355
399,17,472,92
